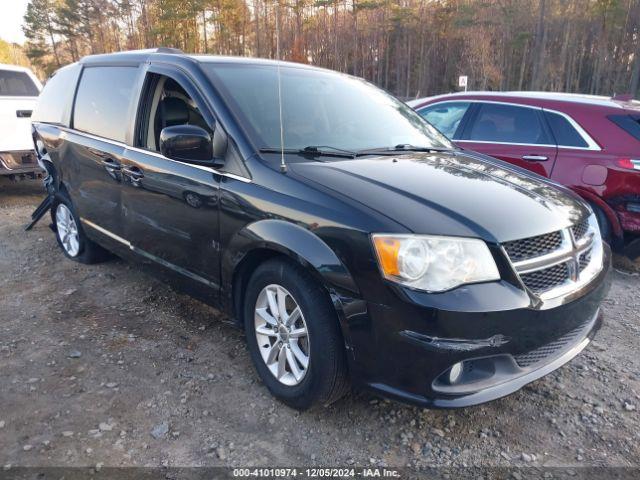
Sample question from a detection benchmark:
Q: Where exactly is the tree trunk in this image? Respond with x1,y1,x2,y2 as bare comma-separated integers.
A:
630,37,640,97
530,0,547,90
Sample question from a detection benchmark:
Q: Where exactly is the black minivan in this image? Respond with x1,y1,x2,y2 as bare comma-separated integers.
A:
31,49,610,410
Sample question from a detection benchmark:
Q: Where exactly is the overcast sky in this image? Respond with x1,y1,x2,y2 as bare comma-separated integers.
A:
1,0,29,45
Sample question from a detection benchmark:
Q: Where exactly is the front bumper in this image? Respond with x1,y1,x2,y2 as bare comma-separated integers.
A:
347,244,611,408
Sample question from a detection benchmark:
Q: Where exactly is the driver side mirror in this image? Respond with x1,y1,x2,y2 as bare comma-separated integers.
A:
160,125,214,163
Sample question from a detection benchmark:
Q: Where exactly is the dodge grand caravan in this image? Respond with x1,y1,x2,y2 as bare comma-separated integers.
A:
31,49,611,409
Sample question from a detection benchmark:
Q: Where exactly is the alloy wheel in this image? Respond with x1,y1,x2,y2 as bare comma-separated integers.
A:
254,284,310,386
55,204,80,257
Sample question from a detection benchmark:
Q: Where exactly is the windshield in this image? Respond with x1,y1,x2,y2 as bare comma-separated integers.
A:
204,63,452,152
0,70,39,96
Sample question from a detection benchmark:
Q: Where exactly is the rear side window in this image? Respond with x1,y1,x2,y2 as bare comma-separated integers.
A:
467,103,551,145
416,102,470,139
0,70,39,96
73,66,139,143
608,114,640,141
544,111,588,148
32,63,81,125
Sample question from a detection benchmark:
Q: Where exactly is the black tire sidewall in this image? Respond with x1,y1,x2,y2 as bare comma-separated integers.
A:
244,260,344,410
591,203,612,243
52,194,87,261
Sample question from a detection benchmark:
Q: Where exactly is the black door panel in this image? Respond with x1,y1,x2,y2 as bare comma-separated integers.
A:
61,130,127,244
121,148,221,292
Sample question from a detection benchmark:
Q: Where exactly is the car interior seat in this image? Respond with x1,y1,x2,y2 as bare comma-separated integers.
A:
155,96,190,147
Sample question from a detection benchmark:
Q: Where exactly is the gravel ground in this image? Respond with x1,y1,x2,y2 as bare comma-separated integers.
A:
1,179,639,471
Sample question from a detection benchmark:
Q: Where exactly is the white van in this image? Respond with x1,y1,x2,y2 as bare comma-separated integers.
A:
0,64,42,178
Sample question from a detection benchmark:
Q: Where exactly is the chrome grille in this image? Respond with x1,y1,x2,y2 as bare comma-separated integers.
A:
503,215,602,301
503,231,563,262
519,262,570,294
578,250,591,272
514,321,587,368
572,218,589,241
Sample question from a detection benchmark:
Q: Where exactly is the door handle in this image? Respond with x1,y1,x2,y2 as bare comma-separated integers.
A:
101,158,121,171
122,165,144,183
522,155,548,161
101,158,121,182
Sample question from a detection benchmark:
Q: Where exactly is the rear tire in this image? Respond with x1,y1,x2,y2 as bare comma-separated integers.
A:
244,258,350,410
51,192,111,264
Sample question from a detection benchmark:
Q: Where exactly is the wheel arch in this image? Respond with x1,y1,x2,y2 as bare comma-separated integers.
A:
223,220,360,331
571,186,623,241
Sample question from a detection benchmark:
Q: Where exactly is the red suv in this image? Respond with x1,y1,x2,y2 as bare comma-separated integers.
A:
408,92,640,256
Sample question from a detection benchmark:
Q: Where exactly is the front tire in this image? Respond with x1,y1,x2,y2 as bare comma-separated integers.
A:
51,193,110,264
244,259,350,410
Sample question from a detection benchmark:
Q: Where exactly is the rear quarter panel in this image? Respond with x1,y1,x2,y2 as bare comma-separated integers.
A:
550,104,640,235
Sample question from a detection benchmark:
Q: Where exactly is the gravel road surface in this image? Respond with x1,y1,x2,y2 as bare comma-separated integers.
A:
1,179,639,472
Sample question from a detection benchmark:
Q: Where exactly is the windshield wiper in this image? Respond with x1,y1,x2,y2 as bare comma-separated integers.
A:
260,146,357,159
358,144,454,155
395,143,454,152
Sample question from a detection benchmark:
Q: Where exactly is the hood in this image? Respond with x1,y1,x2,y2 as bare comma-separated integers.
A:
290,151,589,243
0,96,38,152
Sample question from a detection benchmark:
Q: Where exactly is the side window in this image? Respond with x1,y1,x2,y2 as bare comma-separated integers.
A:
468,103,551,145
544,111,589,148
32,63,82,126
417,102,470,139
73,66,139,142
608,114,640,141
138,74,211,152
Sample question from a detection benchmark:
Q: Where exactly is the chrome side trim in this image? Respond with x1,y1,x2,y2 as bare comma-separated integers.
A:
58,126,252,183
125,144,251,183
417,99,601,151
81,218,131,247
457,139,559,149
133,247,218,288
80,218,218,288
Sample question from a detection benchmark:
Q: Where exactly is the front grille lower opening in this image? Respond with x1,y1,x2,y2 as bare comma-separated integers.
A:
514,321,588,368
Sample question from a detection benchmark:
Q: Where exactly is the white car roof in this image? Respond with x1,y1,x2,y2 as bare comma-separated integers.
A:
407,91,640,110
0,63,34,73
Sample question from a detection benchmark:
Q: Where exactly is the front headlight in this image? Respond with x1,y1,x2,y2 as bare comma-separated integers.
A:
372,234,500,292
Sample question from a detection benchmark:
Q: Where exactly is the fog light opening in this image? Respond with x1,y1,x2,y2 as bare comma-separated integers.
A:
448,362,463,384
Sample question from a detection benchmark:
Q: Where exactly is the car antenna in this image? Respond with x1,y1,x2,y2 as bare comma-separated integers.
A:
275,1,287,173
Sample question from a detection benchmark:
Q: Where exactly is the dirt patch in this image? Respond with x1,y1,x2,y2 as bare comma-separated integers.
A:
613,254,640,275
1,179,639,469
